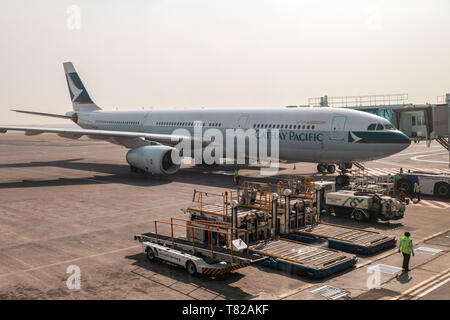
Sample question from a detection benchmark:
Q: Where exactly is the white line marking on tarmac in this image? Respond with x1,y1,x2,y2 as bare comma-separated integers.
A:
390,149,443,157
0,245,140,279
374,168,395,174
366,169,389,176
414,200,449,209
415,277,450,299
410,152,448,164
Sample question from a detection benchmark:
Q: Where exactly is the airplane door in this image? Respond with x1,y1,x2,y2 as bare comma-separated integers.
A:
237,114,249,129
140,112,150,132
330,116,347,141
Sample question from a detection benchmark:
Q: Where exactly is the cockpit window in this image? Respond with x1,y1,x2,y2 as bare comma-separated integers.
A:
367,124,376,130
384,124,394,130
376,124,384,130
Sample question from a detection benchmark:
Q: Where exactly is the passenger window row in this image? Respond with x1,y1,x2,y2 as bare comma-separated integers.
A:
155,122,222,127
253,123,316,130
95,120,139,125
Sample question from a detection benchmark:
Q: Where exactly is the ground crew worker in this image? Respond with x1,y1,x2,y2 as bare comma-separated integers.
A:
393,173,401,190
234,168,240,185
400,168,403,174
398,232,414,272
413,181,421,201
398,188,406,203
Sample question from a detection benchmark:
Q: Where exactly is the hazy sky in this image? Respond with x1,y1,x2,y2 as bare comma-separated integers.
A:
1,0,449,124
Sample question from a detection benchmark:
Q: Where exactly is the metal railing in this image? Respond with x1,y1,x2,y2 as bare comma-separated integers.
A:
308,94,409,108
191,189,234,216
153,218,250,261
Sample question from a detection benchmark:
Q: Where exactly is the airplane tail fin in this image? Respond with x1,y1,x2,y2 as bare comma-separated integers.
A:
63,62,101,112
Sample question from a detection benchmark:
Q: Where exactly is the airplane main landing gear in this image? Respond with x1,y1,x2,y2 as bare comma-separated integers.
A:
317,163,327,173
335,162,352,186
317,163,336,174
195,161,220,168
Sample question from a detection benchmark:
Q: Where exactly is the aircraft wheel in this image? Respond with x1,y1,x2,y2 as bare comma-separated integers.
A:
327,165,336,174
398,179,412,194
336,175,345,186
434,183,449,198
186,261,197,276
353,209,367,222
317,164,327,173
146,248,156,261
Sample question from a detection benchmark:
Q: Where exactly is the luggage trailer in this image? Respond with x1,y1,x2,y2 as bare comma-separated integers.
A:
134,218,265,276
279,222,396,255
248,238,357,279
185,191,358,279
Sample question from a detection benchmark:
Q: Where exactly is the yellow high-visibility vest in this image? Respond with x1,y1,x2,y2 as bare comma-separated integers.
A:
400,236,412,254
414,182,420,193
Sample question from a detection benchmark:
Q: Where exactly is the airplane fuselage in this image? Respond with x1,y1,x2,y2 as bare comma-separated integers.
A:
76,107,411,163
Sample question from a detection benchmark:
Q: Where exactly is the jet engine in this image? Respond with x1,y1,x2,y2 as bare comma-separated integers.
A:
126,145,181,175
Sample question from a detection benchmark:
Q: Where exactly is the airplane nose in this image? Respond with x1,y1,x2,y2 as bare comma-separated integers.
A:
395,130,411,151
397,130,411,144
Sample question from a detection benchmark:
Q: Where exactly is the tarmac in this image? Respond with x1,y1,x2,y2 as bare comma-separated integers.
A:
0,134,448,300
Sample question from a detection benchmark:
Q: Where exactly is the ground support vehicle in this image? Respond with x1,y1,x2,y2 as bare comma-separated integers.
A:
134,219,264,276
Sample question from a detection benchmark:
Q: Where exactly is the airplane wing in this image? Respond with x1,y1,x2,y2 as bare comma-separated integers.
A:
0,126,210,148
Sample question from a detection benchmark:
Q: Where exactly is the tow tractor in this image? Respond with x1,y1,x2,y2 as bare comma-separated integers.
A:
393,171,450,198
134,218,264,276
315,181,405,222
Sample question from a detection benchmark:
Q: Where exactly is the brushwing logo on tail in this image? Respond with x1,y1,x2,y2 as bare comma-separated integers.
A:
66,73,83,102
349,131,362,143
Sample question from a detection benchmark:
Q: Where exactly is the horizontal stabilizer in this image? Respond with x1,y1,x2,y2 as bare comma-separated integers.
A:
11,109,74,119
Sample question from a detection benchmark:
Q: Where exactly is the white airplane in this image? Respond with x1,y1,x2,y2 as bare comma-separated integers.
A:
0,62,410,184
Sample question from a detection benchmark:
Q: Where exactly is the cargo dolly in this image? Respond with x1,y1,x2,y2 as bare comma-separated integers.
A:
279,222,396,255
134,218,265,276
248,238,357,279
185,191,358,279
